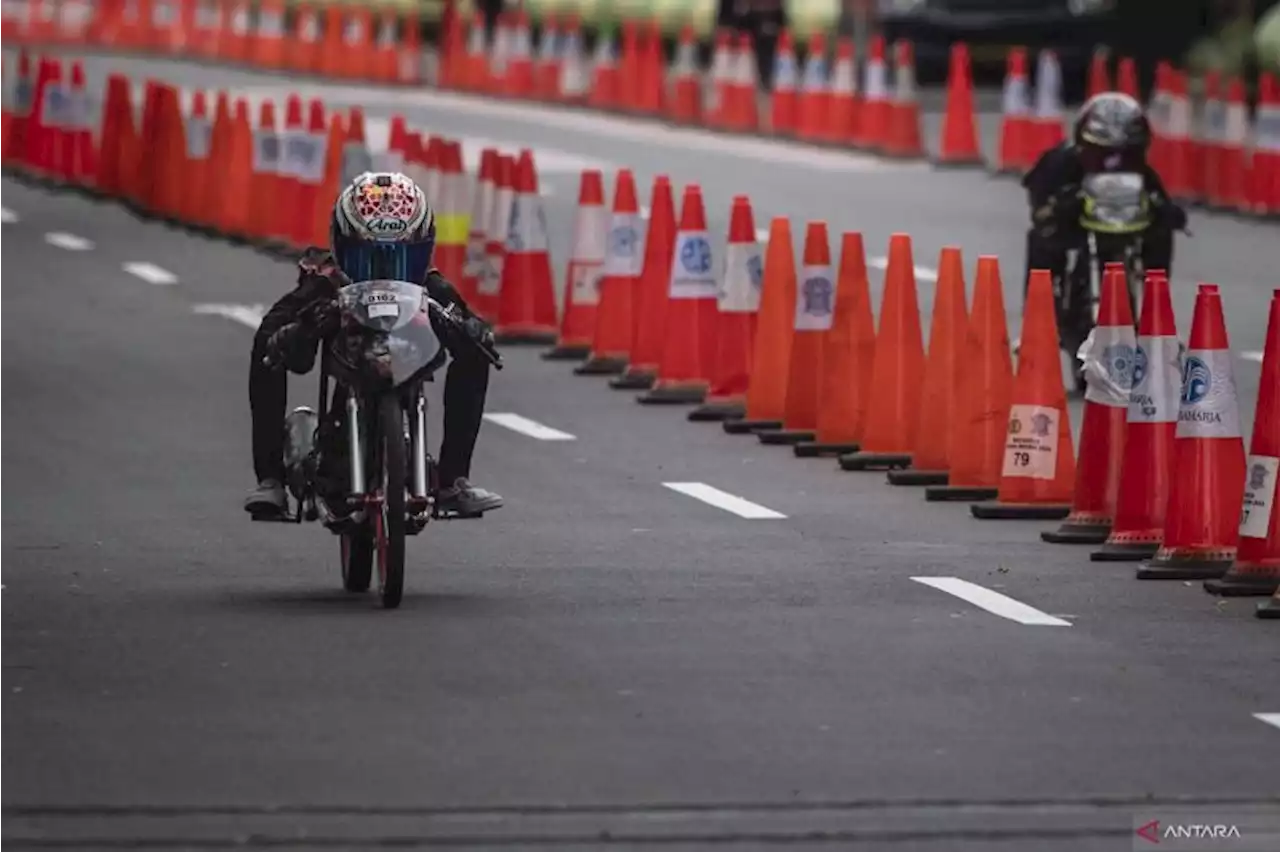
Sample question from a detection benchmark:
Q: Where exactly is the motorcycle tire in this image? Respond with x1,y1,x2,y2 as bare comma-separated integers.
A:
340,528,374,593
376,394,407,610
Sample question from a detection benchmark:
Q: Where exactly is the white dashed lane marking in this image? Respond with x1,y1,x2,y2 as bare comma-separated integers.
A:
911,577,1072,627
663,482,787,519
1241,351,1264,364
867,255,940,282
192,303,266,329
123,262,178,285
44,232,94,251
483,412,577,441
1,207,17,223
1255,713,1280,733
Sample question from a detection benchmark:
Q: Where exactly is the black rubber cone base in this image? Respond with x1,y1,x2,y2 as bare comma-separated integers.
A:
637,384,706,405
1041,520,1112,545
1258,597,1280,619
839,452,912,472
925,485,997,503
1090,540,1160,562
494,330,558,346
689,402,744,422
574,355,627,376
971,501,1072,520
887,469,948,487
794,441,860,458
758,429,814,446
609,370,655,390
542,343,591,361
723,418,782,435
1136,554,1233,581
1203,574,1280,597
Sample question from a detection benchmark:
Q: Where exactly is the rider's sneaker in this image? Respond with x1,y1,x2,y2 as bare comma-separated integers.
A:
437,478,504,516
244,479,286,516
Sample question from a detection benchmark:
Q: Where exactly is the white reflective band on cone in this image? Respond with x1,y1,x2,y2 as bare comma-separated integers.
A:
1176,347,1242,439
252,129,280,174
506,195,549,254
1128,334,1181,424
1079,323,1138,408
720,242,763,314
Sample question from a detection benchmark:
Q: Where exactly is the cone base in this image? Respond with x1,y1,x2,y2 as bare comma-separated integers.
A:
1136,554,1234,581
1258,599,1280,619
689,402,745,422
1089,539,1160,562
794,441,861,458
723,419,783,435
758,429,815,446
887,469,948,487
494,329,559,345
542,343,592,361
971,502,1072,520
925,485,999,503
1041,520,1112,545
839,452,912,472
1203,573,1280,597
574,355,628,376
609,370,655,390
637,384,707,405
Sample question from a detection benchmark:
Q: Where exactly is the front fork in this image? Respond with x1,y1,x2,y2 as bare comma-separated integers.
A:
345,389,432,521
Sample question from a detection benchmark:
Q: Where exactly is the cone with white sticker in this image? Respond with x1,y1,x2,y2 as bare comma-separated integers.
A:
577,168,645,376
1043,264,1136,543
461,148,497,307
690,195,762,422
1092,271,1184,562
545,169,608,360
476,153,515,321
495,150,559,344
759,221,834,445
971,269,1076,520
1205,288,1279,595
637,183,719,404
1137,284,1247,580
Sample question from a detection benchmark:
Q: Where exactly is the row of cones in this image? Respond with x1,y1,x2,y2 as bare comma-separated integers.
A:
540,164,1280,615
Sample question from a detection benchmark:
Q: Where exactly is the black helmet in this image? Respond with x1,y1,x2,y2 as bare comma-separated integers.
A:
1073,92,1151,152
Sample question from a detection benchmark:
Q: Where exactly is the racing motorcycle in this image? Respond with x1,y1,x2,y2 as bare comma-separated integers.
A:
258,279,502,610
1056,171,1151,392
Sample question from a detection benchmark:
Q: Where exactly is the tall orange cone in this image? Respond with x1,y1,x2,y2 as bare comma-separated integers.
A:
926,256,1014,503
971,269,1075,519
638,184,719,404
724,217,796,435
495,150,559,344
1137,284,1247,580
1043,264,1136,543
1091,271,1183,561
759,222,834,444
838,233,925,470
887,246,969,485
610,175,676,391
476,154,515,321
690,195,761,422
545,169,608,360
794,232,876,457
1205,288,1280,596
577,169,644,376
934,43,983,167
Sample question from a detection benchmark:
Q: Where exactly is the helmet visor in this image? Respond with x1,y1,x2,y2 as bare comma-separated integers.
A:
334,240,434,285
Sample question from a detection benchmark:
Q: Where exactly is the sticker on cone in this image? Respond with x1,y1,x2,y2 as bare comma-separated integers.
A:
508,194,550,253
1241,455,1279,539
795,264,835,331
1177,349,1242,438
721,241,763,312
1130,335,1182,423
671,230,716,299
604,217,644,275
1003,404,1060,480
1079,325,1136,407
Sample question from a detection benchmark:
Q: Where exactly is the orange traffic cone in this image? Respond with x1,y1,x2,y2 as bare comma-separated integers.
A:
794,231,876,458
1043,264,1136,543
926,256,1014,503
462,147,497,307
610,175,676,391
971,269,1075,519
934,43,983,167
992,47,1033,175
577,168,645,376
690,195,761,422
93,74,136,199
1138,284,1247,580
838,233,925,470
248,99,281,246
887,246,969,485
476,153,515,321
638,184,720,404
495,150,559,343
1205,288,1280,596
545,169,608,360
291,98,327,250
724,217,796,435
759,222,834,444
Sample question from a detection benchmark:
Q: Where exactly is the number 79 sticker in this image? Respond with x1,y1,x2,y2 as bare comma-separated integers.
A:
1002,404,1060,481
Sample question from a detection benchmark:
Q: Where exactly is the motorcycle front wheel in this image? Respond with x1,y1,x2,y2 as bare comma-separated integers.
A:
375,394,407,609
340,528,374,593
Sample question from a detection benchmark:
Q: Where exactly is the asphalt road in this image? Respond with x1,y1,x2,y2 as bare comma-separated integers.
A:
3,49,1280,850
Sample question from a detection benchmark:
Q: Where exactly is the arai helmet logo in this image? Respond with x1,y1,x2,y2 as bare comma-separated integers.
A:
366,217,408,237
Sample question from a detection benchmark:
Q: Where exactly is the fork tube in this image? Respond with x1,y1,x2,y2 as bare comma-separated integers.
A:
1088,232,1101,323
412,391,429,499
346,395,366,495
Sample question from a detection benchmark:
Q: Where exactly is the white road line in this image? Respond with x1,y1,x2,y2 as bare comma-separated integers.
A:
1255,713,1280,732
44,232,94,251
663,482,787,519
911,577,1072,627
867,255,939,282
192,303,266,329
755,227,770,243
123,262,178,285
1240,351,1264,364
483,412,577,441
1,207,17,223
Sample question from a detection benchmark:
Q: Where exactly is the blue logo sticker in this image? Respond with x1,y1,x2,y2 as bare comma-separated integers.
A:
1181,355,1211,405
801,276,833,316
1249,462,1270,491
609,226,638,257
1101,343,1136,390
1131,344,1149,388
680,236,712,275
746,253,764,292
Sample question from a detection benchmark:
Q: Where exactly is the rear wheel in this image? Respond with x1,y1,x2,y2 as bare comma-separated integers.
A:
376,394,407,609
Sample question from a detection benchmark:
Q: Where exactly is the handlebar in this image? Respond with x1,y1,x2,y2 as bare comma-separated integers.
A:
427,298,505,371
